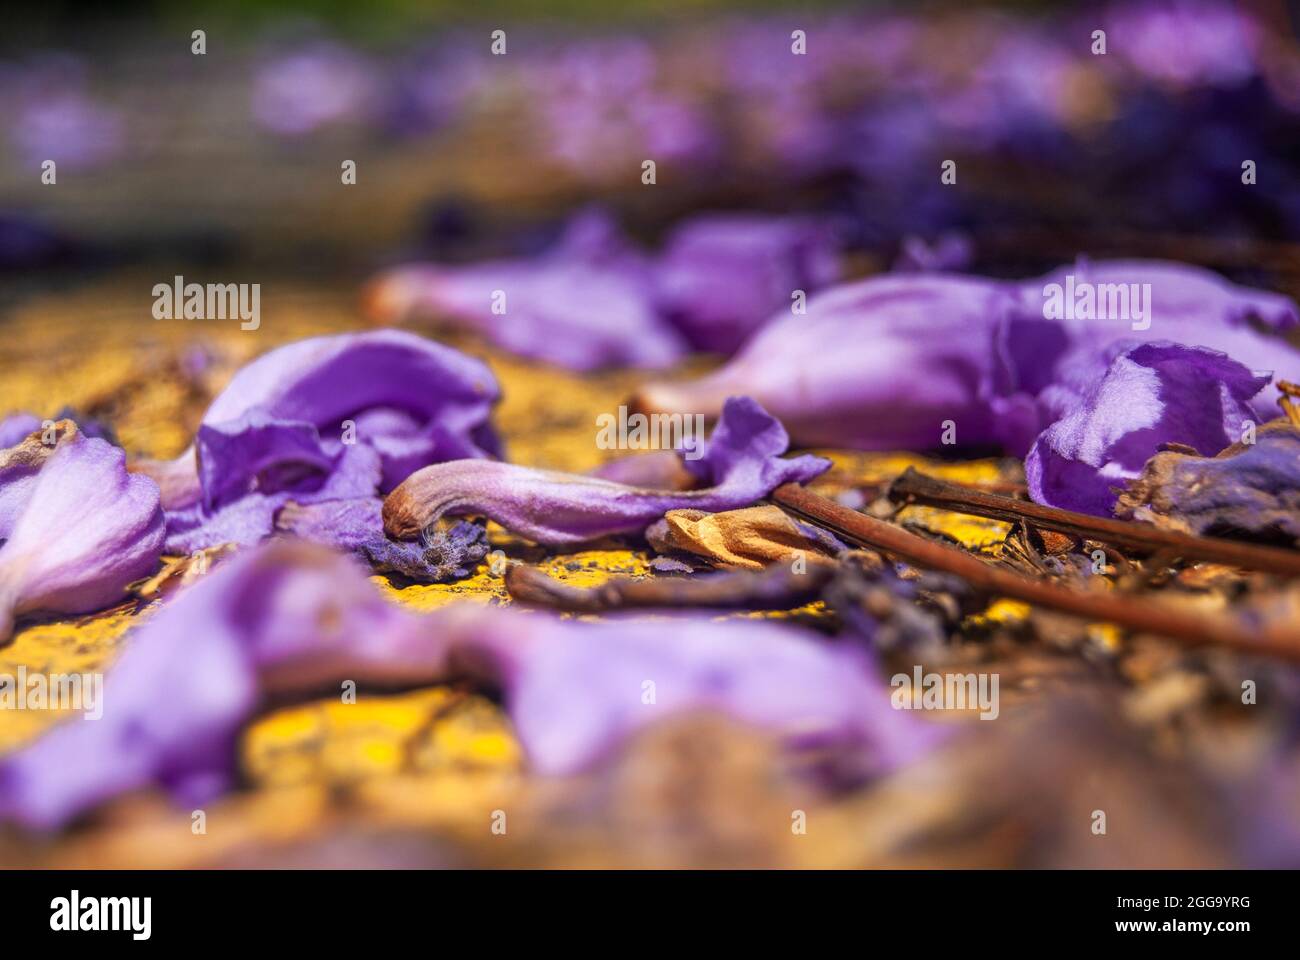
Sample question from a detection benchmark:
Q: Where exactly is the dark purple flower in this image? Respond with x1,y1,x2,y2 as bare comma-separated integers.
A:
383,397,830,545
1026,342,1269,516
654,214,843,354
0,428,163,640
358,521,489,582
0,541,936,829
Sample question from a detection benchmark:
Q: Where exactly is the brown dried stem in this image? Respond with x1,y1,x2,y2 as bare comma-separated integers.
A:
772,482,1300,662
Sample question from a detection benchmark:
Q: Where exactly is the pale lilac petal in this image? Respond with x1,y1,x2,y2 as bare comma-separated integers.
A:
0,435,164,639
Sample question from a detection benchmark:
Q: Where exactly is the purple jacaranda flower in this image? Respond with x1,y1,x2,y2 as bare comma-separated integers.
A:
635,262,1299,457
634,274,1039,454
0,541,936,829
162,443,382,554
1018,259,1299,410
0,428,163,641
383,397,830,545
1115,420,1300,541
1025,342,1268,516
134,330,500,551
365,209,687,370
251,41,379,136
654,214,843,354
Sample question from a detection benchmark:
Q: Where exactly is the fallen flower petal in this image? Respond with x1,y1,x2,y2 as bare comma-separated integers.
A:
0,541,937,828
1026,342,1269,516
0,430,164,641
136,329,501,511
633,263,1299,456
366,209,687,370
633,274,1037,453
1115,419,1300,541
383,397,830,545
654,213,842,354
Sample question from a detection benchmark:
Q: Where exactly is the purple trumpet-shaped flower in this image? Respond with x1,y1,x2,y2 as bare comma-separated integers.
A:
0,541,937,829
1025,342,1269,516
365,209,687,371
634,274,1040,454
634,262,1299,457
383,397,830,545
0,426,164,640
654,214,843,354
134,330,500,552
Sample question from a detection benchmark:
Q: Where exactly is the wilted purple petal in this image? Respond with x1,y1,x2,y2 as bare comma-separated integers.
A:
1115,421,1300,540
383,397,830,545
274,497,383,551
654,214,843,354
164,443,383,553
358,521,489,582
0,541,935,828
1026,342,1269,516
135,329,499,556
0,433,163,640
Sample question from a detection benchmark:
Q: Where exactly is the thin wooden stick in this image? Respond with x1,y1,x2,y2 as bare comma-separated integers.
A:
772,483,1300,662
888,468,1300,578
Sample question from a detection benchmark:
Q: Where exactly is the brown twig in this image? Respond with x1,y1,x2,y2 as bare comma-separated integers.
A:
772,483,1300,661
504,562,834,613
888,468,1300,578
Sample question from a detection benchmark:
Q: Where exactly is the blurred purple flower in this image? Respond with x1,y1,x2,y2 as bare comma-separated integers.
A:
655,214,843,353
1103,0,1262,88
366,209,688,370
251,41,379,135
0,541,936,829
